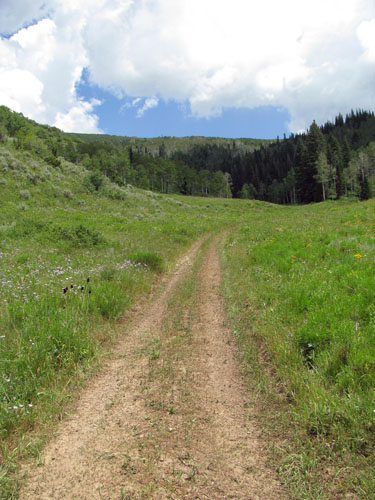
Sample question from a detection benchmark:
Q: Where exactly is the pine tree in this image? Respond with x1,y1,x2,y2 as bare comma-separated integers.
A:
360,177,371,200
294,138,308,202
305,121,325,202
314,152,330,200
327,134,343,198
342,138,351,169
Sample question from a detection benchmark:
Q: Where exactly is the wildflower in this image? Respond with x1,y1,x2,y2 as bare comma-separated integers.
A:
354,253,362,259
291,255,297,259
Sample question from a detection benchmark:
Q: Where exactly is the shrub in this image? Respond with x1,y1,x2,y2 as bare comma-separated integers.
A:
45,155,61,167
83,171,105,192
51,224,105,247
63,189,73,199
41,168,52,181
9,219,45,238
19,189,30,200
101,182,127,200
26,172,39,185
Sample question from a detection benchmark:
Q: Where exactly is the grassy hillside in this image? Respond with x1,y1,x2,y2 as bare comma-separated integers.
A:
1,140,375,498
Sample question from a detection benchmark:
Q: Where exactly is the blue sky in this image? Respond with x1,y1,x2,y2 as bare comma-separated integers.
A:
76,72,290,138
0,0,374,139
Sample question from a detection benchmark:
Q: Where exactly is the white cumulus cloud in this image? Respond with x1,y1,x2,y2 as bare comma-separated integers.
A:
0,0,374,133
136,97,159,117
0,3,100,132
0,0,53,36
54,99,101,133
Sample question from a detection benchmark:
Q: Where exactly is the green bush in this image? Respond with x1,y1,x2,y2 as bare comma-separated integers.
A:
9,220,105,247
83,171,105,192
51,224,105,247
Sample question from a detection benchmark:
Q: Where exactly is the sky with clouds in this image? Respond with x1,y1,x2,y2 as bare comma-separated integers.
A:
0,0,374,138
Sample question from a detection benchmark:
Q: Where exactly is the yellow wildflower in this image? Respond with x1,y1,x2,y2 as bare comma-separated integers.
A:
354,253,362,259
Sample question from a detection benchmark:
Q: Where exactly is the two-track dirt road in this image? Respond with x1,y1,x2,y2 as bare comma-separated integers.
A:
20,236,287,500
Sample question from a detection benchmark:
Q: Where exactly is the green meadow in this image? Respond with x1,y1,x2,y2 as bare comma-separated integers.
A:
1,143,375,498
222,200,375,498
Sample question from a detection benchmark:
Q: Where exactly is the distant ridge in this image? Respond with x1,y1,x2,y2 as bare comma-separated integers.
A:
68,132,272,157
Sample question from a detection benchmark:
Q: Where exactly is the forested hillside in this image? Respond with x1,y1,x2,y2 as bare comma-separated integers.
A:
175,111,375,203
68,132,270,156
1,105,374,203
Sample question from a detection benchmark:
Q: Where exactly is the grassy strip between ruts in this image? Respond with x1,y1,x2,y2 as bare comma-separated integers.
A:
0,148,249,498
221,198,375,499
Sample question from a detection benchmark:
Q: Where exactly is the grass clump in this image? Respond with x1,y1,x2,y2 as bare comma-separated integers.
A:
127,251,166,273
89,281,132,320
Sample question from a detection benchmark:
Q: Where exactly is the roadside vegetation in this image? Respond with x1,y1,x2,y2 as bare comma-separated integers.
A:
0,143,245,498
222,199,375,498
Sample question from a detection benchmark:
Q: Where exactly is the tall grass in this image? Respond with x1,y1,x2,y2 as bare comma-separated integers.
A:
221,199,375,498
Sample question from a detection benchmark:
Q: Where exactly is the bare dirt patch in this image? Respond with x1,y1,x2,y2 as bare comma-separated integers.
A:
19,236,286,500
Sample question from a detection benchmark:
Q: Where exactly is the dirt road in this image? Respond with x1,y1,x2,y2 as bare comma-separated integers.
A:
20,236,286,500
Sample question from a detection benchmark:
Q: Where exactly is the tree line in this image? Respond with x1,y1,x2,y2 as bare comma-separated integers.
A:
1,105,374,203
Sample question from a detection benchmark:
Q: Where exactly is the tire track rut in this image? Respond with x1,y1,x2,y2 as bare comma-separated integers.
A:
20,236,286,500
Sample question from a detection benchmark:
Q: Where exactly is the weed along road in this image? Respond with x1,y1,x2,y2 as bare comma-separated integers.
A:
19,236,286,500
